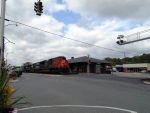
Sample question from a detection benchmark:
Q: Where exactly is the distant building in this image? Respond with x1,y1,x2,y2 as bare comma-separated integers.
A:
68,56,111,74
123,63,150,73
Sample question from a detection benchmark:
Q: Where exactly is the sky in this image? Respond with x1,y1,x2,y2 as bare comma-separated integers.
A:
1,0,150,66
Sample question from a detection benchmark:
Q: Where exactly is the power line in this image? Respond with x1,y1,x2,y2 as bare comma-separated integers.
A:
6,14,57,31
5,18,136,55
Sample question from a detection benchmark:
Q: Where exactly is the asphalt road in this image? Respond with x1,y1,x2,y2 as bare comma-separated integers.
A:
10,73,150,113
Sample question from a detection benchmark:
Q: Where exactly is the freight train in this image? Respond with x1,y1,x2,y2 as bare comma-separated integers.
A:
23,56,70,74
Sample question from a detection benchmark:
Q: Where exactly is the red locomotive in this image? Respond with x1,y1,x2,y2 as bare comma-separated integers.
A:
23,56,70,74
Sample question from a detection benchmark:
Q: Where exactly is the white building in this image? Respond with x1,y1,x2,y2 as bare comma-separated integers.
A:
123,63,150,72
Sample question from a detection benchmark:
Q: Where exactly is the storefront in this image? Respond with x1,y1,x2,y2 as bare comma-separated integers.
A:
123,63,150,73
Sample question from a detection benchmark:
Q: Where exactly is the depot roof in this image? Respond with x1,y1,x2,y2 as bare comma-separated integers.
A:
68,56,110,64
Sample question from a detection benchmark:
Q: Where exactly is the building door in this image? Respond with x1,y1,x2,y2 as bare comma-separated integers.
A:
87,64,90,73
96,64,101,73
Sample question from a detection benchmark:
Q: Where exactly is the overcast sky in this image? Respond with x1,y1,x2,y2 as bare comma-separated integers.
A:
1,0,150,66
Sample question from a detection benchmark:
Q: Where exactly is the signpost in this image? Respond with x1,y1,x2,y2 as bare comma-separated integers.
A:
87,54,90,75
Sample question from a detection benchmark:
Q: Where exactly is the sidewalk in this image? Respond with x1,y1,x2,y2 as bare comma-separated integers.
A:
113,72,150,78
111,72,150,85
9,78,19,83
9,74,30,83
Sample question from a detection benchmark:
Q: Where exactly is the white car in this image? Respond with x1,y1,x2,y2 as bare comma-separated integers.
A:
8,68,22,77
141,70,147,73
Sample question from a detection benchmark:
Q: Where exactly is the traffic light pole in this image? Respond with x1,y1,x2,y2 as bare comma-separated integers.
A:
119,37,150,45
116,31,150,45
0,0,6,75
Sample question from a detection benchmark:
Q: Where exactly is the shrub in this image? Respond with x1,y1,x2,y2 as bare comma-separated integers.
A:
0,69,30,112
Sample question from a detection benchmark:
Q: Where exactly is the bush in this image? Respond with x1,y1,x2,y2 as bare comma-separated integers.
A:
0,68,31,112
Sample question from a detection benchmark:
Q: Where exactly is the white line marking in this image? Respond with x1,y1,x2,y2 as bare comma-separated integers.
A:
18,105,137,113
20,77,30,81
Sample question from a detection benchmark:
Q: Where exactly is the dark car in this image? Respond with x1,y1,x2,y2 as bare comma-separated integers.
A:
9,68,22,77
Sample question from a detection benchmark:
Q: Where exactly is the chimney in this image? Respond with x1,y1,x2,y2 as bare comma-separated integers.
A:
71,57,74,59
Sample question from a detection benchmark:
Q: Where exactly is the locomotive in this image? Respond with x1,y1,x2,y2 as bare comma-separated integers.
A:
23,56,70,74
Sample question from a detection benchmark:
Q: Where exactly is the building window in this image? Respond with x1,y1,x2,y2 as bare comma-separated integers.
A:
73,66,77,71
79,64,82,71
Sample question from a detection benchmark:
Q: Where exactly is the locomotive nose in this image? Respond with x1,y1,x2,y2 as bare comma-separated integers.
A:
61,60,68,68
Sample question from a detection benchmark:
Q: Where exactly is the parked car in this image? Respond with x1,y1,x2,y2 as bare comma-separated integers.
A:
9,68,22,77
111,68,117,72
141,70,147,73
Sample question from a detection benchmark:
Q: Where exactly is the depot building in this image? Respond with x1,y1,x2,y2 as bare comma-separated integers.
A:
123,63,150,72
68,56,111,74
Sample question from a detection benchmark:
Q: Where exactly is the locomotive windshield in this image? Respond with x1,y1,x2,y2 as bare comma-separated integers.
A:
57,57,66,60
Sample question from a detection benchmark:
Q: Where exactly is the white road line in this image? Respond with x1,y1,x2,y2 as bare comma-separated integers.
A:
18,105,137,113
27,73,64,77
20,77,30,81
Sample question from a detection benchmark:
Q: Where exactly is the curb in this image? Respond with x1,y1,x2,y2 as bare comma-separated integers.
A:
9,79,19,83
28,73,64,77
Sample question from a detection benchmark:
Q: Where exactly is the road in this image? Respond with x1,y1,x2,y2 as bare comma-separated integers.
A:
10,73,150,113
113,72,150,78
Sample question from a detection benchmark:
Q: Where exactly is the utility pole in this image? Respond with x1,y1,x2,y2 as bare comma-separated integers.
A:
124,52,126,64
0,0,6,75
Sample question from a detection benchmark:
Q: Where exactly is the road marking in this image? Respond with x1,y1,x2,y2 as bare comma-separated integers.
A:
18,105,137,113
19,77,30,81
27,73,63,77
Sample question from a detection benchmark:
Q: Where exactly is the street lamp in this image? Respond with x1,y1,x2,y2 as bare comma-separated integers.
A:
2,23,17,66
5,23,18,28
4,36,15,48
4,41,15,45
6,52,13,66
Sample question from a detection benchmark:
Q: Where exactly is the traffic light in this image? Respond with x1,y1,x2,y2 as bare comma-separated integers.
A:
116,40,126,45
116,35,126,45
117,35,124,39
34,1,43,16
39,2,43,13
89,60,91,63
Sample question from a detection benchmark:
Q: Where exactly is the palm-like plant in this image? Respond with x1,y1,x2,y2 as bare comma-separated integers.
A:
0,69,30,113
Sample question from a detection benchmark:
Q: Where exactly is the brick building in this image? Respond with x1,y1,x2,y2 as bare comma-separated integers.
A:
68,56,111,74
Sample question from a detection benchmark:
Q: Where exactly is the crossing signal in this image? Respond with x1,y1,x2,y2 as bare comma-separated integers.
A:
88,60,91,64
34,1,43,16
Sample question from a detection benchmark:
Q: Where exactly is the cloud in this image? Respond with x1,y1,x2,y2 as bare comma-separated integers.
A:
64,0,150,20
1,0,150,66
46,1,66,13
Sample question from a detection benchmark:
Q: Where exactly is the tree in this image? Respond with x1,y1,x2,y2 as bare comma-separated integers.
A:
23,62,32,66
104,53,150,65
